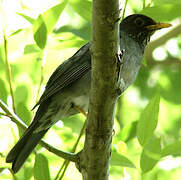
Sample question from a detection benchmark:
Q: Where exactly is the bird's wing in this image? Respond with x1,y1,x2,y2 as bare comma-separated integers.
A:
33,43,91,109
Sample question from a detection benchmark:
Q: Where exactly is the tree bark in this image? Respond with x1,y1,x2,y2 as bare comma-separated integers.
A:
77,0,120,179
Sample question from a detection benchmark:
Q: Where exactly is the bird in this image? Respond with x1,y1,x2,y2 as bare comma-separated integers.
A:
6,14,171,173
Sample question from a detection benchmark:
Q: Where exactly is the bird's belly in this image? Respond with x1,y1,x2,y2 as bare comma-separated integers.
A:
36,72,91,131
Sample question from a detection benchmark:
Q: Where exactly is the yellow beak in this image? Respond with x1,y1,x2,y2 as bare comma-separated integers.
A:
146,23,172,30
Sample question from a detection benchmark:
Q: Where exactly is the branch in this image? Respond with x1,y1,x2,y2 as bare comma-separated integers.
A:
77,0,120,179
0,99,77,162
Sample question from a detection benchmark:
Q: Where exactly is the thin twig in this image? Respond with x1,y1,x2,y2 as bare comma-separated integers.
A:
3,34,16,113
35,49,47,103
56,107,87,180
121,0,128,21
0,99,77,162
143,0,146,9
59,161,69,180
0,112,12,118
8,168,18,180
54,161,67,180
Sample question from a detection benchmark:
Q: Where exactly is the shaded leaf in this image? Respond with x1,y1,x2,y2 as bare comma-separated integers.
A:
0,168,5,173
161,141,181,157
137,92,160,146
111,151,136,168
0,79,8,103
153,0,181,5
14,85,29,104
140,136,161,173
119,121,138,142
62,114,84,134
24,44,41,54
54,23,91,41
16,102,32,125
141,4,181,21
34,154,51,180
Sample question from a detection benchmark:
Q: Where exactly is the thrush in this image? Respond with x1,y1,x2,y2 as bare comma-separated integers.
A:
6,14,171,173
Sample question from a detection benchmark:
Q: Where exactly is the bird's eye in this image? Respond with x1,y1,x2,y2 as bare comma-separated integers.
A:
134,17,144,27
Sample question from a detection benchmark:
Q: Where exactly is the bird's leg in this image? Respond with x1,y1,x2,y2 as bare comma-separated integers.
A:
72,103,87,117
116,49,125,79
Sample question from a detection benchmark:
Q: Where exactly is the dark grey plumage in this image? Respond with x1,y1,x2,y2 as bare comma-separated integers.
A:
6,14,171,173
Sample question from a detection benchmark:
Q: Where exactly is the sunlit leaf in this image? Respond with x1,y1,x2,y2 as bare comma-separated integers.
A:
137,92,160,146
69,0,92,22
33,15,47,49
111,151,136,168
34,154,51,180
42,1,67,33
161,141,181,157
140,136,161,173
9,29,23,37
17,12,35,24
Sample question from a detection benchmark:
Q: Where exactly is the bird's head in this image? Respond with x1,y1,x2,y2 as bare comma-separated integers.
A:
120,14,171,47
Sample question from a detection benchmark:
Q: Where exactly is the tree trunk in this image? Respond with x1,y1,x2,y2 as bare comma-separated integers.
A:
77,0,120,179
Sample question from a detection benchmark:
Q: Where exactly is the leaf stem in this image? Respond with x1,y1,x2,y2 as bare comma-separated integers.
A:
3,34,16,113
35,49,47,103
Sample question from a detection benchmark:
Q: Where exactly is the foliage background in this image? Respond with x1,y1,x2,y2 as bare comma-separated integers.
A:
0,0,181,179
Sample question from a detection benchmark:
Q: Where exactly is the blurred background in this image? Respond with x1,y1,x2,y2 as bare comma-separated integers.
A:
0,0,181,179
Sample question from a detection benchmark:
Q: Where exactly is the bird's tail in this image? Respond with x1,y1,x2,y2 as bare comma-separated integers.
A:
6,121,48,173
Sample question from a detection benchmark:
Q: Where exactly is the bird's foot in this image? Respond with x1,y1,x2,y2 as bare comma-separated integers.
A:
72,103,87,117
116,49,125,79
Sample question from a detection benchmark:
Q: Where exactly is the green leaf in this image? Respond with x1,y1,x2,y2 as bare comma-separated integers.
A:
16,102,32,125
17,12,35,24
153,0,181,5
33,15,47,49
9,29,23,37
69,0,92,22
141,4,181,21
111,151,136,168
161,141,181,157
140,136,161,173
24,44,41,54
42,1,67,33
137,92,160,146
14,85,29,104
119,121,138,142
54,23,91,41
62,114,84,134
34,154,51,180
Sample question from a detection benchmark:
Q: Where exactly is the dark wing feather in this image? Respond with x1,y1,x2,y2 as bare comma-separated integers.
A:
33,43,91,109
